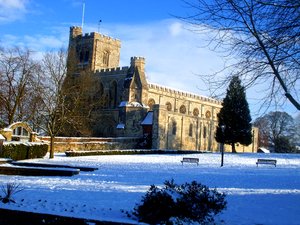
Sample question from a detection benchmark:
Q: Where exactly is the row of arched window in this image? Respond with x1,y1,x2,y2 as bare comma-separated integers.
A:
171,121,208,139
148,98,211,118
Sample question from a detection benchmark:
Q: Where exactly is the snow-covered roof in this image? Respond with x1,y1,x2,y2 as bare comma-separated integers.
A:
119,101,149,108
2,128,12,131
258,147,270,153
119,101,129,107
116,123,125,129
141,111,153,125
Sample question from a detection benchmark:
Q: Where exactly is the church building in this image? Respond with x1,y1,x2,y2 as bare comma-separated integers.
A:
66,26,258,152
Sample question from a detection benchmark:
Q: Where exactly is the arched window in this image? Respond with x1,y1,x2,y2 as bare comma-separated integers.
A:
203,126,207,138
166,102,172,111
103,51,110,67
189,123,193,137
193,108,199,116
94,82,104,108
179,105,186,114
84,50,89,62
79,51,84,62
148,98,155,110
172,121,177,135
205,110,211,119
110,81,118,108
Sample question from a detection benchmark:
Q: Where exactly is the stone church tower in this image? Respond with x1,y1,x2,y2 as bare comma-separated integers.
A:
68,26,120,71
66,26,149,139
65,26,258,153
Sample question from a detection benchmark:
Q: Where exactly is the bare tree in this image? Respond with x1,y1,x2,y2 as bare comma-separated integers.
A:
181,0,300,110
254,111,296,152
0,46,41,126
38,49,100,158
38,49,72,158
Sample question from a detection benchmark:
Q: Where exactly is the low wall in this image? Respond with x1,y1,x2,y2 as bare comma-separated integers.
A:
38,136,142,152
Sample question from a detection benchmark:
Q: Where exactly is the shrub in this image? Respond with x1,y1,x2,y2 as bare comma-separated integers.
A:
133,179,227,224
1,143,28,160
1,142,48,160
27,143,48,159
0,183,23,204
133,185,175,224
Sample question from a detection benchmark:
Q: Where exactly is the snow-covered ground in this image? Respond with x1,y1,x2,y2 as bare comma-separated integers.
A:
0,153,300,224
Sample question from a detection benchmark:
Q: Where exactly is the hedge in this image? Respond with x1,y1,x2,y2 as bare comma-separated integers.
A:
65,149,203,157
1,142,48,160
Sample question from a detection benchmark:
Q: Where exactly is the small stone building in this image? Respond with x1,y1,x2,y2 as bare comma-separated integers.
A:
66,26,258,152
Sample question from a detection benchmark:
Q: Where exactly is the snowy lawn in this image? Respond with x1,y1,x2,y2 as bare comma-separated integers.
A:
0,153,299,224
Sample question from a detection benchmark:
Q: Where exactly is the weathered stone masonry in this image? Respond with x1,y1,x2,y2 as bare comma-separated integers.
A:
66,26,258,152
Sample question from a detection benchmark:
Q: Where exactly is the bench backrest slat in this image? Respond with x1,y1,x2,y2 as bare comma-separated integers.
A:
182,157,199,162
257,159,276,163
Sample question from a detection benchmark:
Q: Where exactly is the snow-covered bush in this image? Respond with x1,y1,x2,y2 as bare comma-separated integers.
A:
1,142,48,160
133,179,227,224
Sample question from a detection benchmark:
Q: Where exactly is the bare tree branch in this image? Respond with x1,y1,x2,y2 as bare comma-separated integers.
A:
180,0,300,111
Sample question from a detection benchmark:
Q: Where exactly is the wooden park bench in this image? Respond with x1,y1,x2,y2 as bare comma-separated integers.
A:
181,157,199,165
256,158,277,167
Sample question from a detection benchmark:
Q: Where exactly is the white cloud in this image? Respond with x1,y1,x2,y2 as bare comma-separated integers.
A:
0,0,26,9
169,22,183,37
101,19,225,96
2,18,296,116
0,0,28,23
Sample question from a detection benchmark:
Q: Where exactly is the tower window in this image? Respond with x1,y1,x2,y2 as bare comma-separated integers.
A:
84,51,89,62
103,51,110,67
79,51,84,62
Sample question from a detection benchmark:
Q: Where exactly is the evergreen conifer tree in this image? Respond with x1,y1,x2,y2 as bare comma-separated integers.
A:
216,76,252,153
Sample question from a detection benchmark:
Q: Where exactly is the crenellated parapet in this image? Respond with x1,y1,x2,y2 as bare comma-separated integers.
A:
131,56,145,61
131,56,145,71
148,83,222,105
95,66,129,75
70,26,120,46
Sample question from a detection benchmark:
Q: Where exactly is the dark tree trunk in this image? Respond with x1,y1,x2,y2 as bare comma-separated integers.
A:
50,135,55,159
231,142,237,153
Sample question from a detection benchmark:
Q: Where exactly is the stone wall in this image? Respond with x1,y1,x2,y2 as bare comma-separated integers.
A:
38,136,142,152
151,102,258,152
152,104,219,151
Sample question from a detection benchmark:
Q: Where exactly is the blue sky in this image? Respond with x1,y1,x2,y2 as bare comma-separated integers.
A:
0,0,298,118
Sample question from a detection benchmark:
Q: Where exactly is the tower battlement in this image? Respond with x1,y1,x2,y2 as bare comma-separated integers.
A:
70,26,120,45
85,32,121,45
69,25,121,71
95,66,129,75
131,56,145,61
130,56,145,71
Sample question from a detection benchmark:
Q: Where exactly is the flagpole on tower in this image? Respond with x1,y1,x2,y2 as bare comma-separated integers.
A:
81,1,85,30
98,19,102,33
